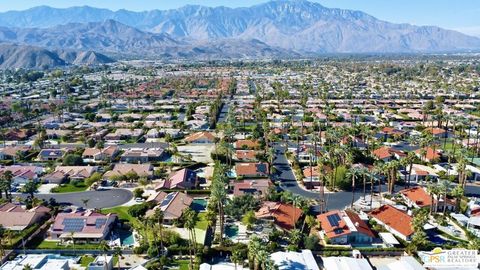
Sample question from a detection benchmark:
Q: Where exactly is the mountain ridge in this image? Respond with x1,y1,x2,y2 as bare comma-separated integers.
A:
0,0,478,69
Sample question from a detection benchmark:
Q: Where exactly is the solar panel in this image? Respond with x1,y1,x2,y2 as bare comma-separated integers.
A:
63,218,85,232
95,218,107,229
160,192,176,207
327,214,341,227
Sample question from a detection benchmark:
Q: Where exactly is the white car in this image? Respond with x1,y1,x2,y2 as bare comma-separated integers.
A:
135,197,145,203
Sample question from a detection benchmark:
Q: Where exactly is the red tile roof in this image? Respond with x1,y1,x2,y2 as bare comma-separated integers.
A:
369,205,413,238
255,201,302,230
400,187,432,207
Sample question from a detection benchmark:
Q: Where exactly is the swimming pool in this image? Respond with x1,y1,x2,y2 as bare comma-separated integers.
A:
191,198,208,212
225,224,239,239
119,230,135,246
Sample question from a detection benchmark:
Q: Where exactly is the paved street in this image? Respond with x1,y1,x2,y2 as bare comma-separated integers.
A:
272,143,480,213
272,143,364,211
14,189,133,209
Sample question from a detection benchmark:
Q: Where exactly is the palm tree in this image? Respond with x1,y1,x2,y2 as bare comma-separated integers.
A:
23,180,38,200
346,168,361,208
210,165,227,246
231,248,242,270
427,183,440,215
99,240,110,270
183,208,198,270
0,225,5,257
450,185,464,213
153,208,165,255
248,236,262,270
256,249,269,270
288,229,303,251
113,247,123,270
440,180,452,215
2,170,13,201
290,195,302,229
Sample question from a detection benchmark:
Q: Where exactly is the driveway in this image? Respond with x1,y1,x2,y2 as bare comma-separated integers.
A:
14,189,133,209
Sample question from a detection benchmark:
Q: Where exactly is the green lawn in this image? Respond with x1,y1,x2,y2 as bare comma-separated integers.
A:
195,212,208,231
101,206,139,225
80,255,95,267
172,260,191,270
35,240,101,250
51,182,88,193
7,223,41,248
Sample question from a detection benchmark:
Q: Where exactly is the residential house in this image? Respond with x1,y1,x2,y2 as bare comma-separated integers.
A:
235,162,269,178
235,150,257,161
0,165,43,185
88,256,114,270
415,147,441,162
49,210,117,243
317,210,375,245
255,201,302,231
372,146,406,162
400,186,455,212
146,191,193,224
270,250,319,270
0,145,31,161
104,129,143,141
184,131,215,144
369,205,414,241
37,149,66,161
232,179,272,197
82,146,119,162
103,164,154,179
156,168,198,190
376,127,406,140
234,139,259,149
322,256,372,270
401,164,438,183
120,148,166,163
43,166,98,184
0,203,50,231
425,127,449,138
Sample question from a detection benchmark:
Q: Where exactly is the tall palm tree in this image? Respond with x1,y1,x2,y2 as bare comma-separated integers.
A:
2,170,13,201
99,240,110,270
183,208,198,270
231,248,242,270
153,208,165,255
256,250,269,270
248,236,262,270
113,247,122,270
346,168,361,208
450,185,464,213
0,225,5,257
427,183,440,215
440,180,452,215
210,166,227,246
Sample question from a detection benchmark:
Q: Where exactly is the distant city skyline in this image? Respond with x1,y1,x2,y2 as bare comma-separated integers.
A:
0,0,478,36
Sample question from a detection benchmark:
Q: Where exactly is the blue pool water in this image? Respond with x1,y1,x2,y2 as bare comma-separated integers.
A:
225,224,239,239
119,230,135,246
191,198,208,212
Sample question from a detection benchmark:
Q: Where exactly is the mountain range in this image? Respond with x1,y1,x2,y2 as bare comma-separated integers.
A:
0,0,479,69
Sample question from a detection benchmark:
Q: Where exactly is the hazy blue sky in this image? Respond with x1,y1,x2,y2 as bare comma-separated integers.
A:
0,0,479,36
